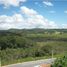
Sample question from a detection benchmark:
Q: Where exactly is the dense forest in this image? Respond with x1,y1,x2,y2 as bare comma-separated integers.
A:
0,29,67,66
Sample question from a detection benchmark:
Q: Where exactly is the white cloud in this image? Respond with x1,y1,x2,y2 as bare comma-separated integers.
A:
21,6,57,28
48,21,58,29
0,14,25,30
21,6,37,16
0,6,58,30
0,0,26,7
43,1,53,6
62,24,67,28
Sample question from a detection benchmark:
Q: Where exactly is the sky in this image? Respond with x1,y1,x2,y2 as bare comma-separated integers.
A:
0,0,67,30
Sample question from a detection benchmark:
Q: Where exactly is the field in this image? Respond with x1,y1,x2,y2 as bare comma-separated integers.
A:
0,29,67,66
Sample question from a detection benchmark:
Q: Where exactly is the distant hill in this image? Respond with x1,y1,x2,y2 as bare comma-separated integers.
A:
0,29,67,35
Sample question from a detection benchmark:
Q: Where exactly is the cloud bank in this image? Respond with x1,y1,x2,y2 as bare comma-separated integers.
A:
0,6,59,30
0,0,26,7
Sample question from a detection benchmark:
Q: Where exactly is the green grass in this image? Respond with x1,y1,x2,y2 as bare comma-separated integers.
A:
27,33,67,38
2,53,67,66
1,55,52,66
0,60,1,67
1,57,43,66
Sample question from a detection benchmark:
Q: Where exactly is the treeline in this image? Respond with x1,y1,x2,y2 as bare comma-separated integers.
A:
0,29,67,35
0,35,35,50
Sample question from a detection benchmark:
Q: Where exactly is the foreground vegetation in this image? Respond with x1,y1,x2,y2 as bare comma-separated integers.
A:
0,29,67,66
52,55,67,67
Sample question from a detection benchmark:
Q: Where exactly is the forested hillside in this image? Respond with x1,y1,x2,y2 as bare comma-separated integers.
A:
0,29,67,66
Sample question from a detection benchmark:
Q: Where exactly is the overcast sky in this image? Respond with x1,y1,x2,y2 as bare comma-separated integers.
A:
0,0,67,30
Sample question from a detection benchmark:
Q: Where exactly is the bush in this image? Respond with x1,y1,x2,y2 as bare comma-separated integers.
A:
52,56,67,67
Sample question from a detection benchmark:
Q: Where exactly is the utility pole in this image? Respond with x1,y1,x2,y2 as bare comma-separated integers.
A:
52,50,54,59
